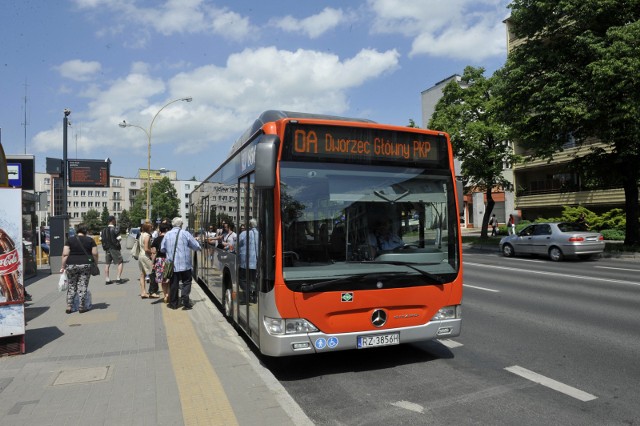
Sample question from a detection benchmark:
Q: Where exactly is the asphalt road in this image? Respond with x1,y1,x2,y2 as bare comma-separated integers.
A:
265,252,640,425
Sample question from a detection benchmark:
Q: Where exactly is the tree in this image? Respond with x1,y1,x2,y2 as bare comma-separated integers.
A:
118,209,132,234
83,209,102,234
151,177,180,221
495,1,640,245
129,191,147,227
429,66,516,238
101,206,110,226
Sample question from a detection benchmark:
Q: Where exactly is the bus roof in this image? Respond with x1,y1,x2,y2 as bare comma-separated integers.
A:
229,110,377,155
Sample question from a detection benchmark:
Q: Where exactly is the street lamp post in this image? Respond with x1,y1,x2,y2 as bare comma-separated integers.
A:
119,97,192,221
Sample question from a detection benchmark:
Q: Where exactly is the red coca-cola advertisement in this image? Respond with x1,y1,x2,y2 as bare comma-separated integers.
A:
0,188,25,338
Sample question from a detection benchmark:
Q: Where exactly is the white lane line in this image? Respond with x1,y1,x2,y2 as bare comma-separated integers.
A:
464,284,500,293
505,365,597,402
465,262,640,287
439,339,464,348
595,265,640,272
391,400,424,413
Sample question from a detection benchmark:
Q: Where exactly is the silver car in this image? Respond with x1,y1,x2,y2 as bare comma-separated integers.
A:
499,222,605,261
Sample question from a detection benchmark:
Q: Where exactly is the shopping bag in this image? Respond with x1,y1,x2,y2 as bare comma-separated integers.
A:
58,271,68,292
131,238,141,260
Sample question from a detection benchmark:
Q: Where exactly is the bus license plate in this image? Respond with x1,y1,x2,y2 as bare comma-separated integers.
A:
357,333,400,349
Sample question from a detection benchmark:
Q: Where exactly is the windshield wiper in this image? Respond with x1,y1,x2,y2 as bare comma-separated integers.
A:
299,274,370,293
366,261,445,284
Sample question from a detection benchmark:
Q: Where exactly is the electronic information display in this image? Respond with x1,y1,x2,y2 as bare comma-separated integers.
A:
68,160,110,187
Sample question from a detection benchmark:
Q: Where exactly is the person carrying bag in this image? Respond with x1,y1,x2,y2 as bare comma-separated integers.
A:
163,229,181,281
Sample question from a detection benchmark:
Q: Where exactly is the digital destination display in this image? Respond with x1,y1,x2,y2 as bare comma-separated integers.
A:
283,123,448,166
68,160,110,187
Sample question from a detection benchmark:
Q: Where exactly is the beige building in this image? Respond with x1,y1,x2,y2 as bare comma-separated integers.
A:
35,169,200,228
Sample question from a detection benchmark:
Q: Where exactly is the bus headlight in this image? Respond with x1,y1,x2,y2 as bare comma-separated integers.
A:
431,305,461,321
263,316,319,335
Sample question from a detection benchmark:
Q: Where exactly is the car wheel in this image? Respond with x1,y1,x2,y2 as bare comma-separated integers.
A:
223,286,233,318
502,243,515,257
548,246,563,261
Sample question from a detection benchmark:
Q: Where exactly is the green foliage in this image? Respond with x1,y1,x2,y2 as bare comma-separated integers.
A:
83,209,102,234
118,210,132,234
536,206,626,232
601,229,625,241
100,206,110,226
151,177,179,221
496,0,640,245
429,66,518,238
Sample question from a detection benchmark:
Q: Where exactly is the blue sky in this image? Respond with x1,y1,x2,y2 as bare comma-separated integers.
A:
1,0,510,182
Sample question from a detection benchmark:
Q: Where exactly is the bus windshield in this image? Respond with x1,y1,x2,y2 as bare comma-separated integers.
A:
280,161,459,291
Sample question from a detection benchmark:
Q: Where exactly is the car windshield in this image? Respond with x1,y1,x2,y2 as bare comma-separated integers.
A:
280,161,459,290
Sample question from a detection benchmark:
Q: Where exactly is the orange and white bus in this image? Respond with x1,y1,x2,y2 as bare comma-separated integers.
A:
190,111,462,356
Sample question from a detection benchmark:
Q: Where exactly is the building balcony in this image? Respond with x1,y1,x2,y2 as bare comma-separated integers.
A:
516,187,625,209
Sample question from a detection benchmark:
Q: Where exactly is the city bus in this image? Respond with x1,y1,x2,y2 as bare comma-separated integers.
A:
190,110,462,356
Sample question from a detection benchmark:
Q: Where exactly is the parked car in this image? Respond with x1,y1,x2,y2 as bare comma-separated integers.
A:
499,222,605,261
126,227,140,250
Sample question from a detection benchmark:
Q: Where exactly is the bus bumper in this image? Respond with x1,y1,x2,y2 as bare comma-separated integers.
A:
260,318,461,357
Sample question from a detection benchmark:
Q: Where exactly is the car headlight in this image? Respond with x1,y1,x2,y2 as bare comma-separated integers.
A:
263,316,319,335
431,305,461,321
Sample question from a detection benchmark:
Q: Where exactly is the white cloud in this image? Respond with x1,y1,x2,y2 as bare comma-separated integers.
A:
367,0,508,61
74,0,254,41
271,7,348,39
55,59,102,81
33,46,399,161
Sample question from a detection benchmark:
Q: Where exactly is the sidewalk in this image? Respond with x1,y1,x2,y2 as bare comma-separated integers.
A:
0,253,312,426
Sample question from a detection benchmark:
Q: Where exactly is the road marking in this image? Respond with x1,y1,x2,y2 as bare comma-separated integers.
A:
391,400,424,413
595,265,640,272
465,262,640,287
505,365,597,402
163,305,239,425
464,284,500,292
439,339,464,348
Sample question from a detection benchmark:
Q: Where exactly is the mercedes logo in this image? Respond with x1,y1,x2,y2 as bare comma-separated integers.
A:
371,309,387,327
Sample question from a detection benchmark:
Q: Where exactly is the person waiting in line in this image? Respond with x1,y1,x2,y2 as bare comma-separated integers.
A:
60,223,98,314
101,215,127,284
368,220,404,257
161,217,202,310
150,221,171,303
137,222,158,299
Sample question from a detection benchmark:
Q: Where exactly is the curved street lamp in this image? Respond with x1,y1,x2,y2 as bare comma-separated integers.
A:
119,96,192,221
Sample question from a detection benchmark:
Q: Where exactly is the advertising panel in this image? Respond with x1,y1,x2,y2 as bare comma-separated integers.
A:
0,188,26,338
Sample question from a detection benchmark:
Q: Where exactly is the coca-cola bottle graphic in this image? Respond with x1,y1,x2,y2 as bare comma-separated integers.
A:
0,228,24,302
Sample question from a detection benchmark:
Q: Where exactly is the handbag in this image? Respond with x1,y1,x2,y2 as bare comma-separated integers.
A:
163,230,181,281
131,237,141,260
77,236,101,276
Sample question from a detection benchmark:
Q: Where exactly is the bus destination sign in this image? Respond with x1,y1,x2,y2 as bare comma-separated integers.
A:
68,160,110,187
285,123,447,166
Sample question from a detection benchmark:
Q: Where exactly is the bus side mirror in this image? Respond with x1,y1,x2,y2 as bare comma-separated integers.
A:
255,134,280,189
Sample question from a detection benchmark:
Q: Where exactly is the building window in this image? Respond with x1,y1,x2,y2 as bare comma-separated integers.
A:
88,191,93,197
185,184,190,190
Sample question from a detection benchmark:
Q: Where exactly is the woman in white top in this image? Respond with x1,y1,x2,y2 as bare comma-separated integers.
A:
137,222,158,299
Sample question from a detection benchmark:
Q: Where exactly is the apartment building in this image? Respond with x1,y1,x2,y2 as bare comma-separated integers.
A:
34,169,200,228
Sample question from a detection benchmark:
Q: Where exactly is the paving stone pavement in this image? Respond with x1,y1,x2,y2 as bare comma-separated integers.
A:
0,253,312,426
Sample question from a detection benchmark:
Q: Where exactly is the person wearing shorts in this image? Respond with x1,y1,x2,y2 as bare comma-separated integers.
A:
101,216,128,284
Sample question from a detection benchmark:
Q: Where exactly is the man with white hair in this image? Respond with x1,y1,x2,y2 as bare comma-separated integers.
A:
161,217,202,310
